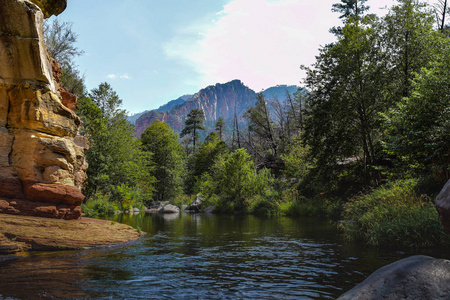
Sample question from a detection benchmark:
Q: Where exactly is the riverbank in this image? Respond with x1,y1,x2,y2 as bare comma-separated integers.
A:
0,213,141,255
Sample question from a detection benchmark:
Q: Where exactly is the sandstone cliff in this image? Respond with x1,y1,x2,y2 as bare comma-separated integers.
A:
0,0,87,220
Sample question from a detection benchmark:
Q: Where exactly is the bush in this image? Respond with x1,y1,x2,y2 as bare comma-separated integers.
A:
279,189,342,218
82,192,118,218
250,190,280,216
340,179,449,248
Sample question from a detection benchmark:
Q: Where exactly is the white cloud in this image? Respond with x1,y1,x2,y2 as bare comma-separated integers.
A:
106,73,131,80
164,0,397,91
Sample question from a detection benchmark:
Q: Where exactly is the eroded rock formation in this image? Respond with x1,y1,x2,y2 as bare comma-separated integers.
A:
0,0,87,220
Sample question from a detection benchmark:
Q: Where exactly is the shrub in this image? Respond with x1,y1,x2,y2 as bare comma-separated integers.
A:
82,192,118,218
340,179,449,248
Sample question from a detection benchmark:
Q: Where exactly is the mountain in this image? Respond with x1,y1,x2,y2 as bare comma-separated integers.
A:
262,85,300,102
127,95,193,125
134,80,301,138
127,110,149,125
155,95,192,112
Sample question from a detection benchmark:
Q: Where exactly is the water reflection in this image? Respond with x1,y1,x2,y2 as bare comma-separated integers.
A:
0,213,448,299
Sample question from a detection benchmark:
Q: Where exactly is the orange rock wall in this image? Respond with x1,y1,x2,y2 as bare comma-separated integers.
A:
0,0,86,220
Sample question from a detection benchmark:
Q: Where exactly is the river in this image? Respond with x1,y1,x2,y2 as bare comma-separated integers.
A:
0,212,449,299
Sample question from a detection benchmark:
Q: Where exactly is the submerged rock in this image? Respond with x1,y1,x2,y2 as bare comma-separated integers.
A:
436,179,450,234
338,255,450,300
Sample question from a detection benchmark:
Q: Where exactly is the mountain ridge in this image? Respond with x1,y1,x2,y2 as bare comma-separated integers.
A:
133,80,300,138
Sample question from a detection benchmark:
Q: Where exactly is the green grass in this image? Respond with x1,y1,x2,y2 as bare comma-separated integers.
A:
340,179,449,248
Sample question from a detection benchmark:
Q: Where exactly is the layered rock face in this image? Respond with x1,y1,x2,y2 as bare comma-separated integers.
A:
0,0,87,220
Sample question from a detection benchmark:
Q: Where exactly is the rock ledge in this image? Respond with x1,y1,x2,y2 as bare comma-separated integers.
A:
0,213,141,254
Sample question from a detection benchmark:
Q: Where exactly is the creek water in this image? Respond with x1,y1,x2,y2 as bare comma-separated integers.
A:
0,212,449,299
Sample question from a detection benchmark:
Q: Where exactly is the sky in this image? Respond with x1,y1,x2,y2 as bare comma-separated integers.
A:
54,0,401,114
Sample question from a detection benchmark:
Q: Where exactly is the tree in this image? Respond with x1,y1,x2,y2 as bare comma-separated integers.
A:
77,83,152,204
384,37,450,180
332,0,369,19
303,6,388,185
43,18,86,97
434,0,449,33
180,108,206,151
44,18,84,66
244,93,278,156
202,148,273,213
381,0,437,99
330,0,370,35
141,121,185,201
185,131,228,194
215,117,226,140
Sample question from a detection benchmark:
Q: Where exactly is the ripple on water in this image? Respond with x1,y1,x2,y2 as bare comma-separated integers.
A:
0,214,443,299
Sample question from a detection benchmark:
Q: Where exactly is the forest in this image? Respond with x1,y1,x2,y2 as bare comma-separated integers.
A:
45,0,450,248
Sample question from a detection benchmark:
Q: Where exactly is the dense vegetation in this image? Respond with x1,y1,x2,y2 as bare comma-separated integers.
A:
45,0,450,248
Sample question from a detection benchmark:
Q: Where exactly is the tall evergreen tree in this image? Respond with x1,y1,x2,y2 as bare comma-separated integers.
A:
215,117,226,140
180,108,206,151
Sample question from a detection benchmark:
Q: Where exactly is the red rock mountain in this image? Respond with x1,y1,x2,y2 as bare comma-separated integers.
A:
135,80,258,137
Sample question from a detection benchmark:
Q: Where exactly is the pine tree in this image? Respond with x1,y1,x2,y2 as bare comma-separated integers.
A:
180,108,206,151
215,117,226,140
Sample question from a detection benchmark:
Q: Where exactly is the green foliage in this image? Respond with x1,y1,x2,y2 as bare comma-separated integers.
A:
215,117,226,140
77,83,153,206
81,192,118,218
141,120,185,202
180,108,206,150
197,148,275,213
185,131,228,194
281,142,313,180
340,180,449,247
279,189,342,218
250,189,280,216
383,35,450,179
43,18,86,97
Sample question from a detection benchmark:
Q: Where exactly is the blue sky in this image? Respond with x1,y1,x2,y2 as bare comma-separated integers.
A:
55,0,398,114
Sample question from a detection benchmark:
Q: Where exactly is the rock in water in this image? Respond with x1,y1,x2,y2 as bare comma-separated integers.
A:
436,179,450,234
0,0,87,220
337,255,450,300
160,204,180,214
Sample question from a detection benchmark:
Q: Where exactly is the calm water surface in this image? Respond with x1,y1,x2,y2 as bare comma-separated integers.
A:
0,213,449,299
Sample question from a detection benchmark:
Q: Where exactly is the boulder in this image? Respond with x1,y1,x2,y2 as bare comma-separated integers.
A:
338,255,450,300
185,194,204,212
436,179,450,234
160,204,180,214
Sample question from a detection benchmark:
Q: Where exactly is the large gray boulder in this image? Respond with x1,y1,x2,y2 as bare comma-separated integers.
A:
338,255,450,300
160,204,180,214
436,179,450,234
